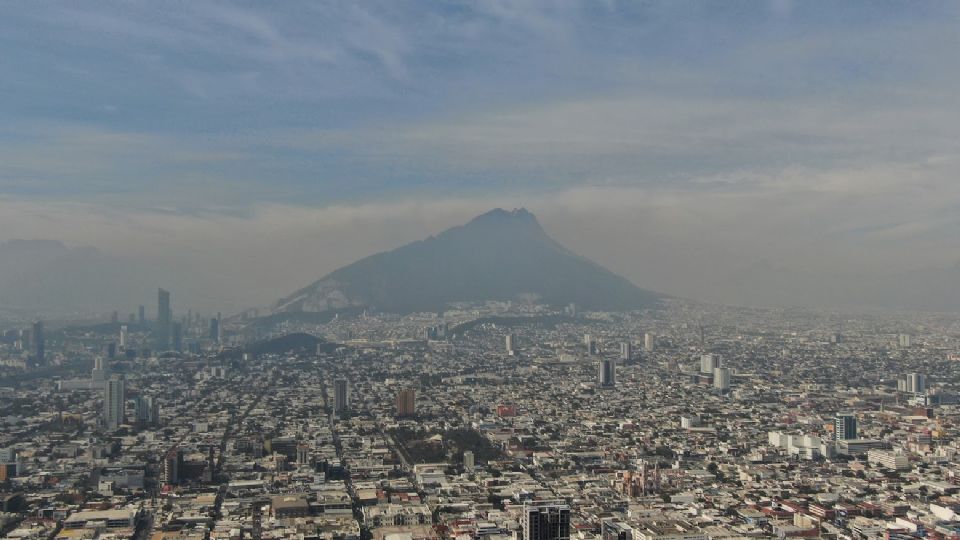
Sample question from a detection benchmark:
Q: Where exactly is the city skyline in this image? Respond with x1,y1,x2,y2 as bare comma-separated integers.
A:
3,4,960,539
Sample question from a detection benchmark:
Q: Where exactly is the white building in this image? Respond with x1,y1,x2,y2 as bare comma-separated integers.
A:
103,376,125,430
700,354,721,374
867,449,910,470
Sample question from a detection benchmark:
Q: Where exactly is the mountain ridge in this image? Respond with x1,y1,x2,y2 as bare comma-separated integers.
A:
273,208,662,314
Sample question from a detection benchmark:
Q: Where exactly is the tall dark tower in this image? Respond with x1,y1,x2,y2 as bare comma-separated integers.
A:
598,359,615,388
31,320,45,367
171,322,183,352
523,503,570,540
156,289,171,351
138,305,146,325
252,502,263,540
334,379,349,413
209,316,221,343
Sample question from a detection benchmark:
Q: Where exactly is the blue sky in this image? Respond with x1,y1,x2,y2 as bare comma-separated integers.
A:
1,1,959,311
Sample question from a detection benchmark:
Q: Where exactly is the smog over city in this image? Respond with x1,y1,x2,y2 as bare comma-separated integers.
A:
1,3,960,540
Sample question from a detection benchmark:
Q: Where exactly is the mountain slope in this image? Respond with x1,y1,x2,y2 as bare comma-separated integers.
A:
274,208,661,314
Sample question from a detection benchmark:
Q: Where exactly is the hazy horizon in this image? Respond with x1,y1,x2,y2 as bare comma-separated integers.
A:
2,1,960,315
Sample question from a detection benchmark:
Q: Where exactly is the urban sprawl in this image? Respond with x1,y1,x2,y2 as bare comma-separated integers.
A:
3,294,960,540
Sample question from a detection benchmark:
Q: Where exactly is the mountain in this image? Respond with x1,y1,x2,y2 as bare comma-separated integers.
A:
273,208,662,314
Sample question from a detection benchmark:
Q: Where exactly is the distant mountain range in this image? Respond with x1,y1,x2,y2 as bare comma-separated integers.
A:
273,208,663,314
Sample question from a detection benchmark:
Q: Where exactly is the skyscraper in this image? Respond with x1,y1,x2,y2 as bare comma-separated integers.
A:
463,450,475,471
598,359,616,388
171,322,183,352
835,413,857,441
505,334,516,356
700,354,720,374
138,305,145,325
17,329,30,352
92,356,107,381
713,367,730,392
396,388,416,417
156,288,171,351
103,376,126,430
334,379,349,413
644,333,655,352
523,503,571,540
584,334,596,355
31,320,45,367
906,373,926,394
134,395,159,425
162,447,183,486
119,325,128,348
209,317,220,342
620,342,631,361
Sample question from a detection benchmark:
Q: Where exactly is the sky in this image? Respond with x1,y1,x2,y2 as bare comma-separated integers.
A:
1,1,960,314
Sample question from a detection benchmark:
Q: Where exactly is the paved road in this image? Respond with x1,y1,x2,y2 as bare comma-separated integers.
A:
209,372,273,537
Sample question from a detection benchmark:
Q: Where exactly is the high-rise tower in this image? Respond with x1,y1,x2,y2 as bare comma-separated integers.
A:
713,367,731,392
700,354,721,374
155,289,171,351
31,320,45,367
209,317,220,342
334,379,349,413
103,376,126,430
644,333,655,352
396,388,416,417
598,359,616,388
835,413,857,441
171,322,183,352
906,373,926,394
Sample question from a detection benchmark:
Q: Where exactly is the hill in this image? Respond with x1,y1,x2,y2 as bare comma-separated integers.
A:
244,333,338,357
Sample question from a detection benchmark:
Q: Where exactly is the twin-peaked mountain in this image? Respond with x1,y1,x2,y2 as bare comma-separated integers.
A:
273,208,661,314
